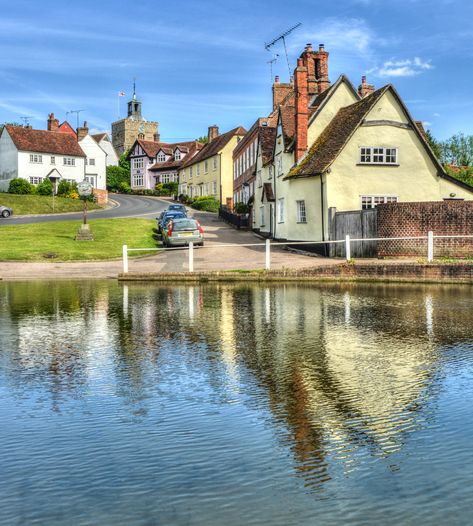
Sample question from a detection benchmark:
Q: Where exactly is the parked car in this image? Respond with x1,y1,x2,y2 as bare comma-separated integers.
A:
162,218,204,247
158,211,187,233
167,203,187,215
0,205,12,218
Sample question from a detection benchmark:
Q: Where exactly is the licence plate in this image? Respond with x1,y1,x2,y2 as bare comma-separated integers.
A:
179,232,193,237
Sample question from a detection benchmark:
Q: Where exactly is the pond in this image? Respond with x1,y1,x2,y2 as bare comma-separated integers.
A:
1,281,473,525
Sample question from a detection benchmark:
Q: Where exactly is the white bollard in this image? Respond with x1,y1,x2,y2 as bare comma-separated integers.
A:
265,238,271,270
189,242,194,272
427,231,434,262
122,244,128,273
345,235,351,260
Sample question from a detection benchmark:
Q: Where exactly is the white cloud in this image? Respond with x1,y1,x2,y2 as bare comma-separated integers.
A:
373,57,434,77
434,112,441,117
422,121,432,128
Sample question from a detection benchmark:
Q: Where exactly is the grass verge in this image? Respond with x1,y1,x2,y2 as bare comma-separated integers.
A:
0,194,101,215
0,218,157,261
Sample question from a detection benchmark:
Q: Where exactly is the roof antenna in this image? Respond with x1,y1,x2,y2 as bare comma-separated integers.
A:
70,109,85,129
265,23,302,78
267,54,279,83
20,116,33,127
133,77,137,100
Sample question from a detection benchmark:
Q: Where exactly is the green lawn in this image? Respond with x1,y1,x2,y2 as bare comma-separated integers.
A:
0,218,158,261
0,193,101,215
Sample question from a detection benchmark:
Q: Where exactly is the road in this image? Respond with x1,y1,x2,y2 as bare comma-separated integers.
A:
1,194,168,225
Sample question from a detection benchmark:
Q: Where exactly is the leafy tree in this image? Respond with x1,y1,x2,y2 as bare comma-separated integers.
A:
441,133,473,167
424,129,443,161
8,178,33,194
119,151,130,172
36,179,53,196
106,165,130,192
196,136,209,144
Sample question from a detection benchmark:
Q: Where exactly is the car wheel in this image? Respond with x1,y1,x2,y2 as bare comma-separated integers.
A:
2,210,11,218
199,241,204,247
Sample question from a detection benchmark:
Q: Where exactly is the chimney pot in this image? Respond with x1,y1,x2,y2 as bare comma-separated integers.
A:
361,75,367,84
305,43,313,51
319,43,325,51
208,125,219,143
47,112,59,132
274,75,280,83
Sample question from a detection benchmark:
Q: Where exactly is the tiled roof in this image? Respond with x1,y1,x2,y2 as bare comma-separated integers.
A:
260,126,277,165
182,126,246,167
149,141,203,172
136,140,163,158
286,86,388,178
233,118,271,158
279,91,296,145
92,133,108,143
5,125,86,157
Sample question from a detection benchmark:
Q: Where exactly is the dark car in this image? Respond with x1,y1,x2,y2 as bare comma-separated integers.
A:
162,218,204,247
158,211,187,233
167,204,187,215
0,205,12,218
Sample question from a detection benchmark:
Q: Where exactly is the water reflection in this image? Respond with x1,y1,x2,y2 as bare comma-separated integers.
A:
1,281,473,525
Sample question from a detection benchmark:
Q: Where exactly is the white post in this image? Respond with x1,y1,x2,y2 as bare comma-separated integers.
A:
345,235,351,260
122,244,128,273
427,231,434,262
265,238,271,270
189,242,194,272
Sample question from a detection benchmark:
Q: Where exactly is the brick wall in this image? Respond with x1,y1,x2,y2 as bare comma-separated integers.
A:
93,188,108,206
377,201,473,257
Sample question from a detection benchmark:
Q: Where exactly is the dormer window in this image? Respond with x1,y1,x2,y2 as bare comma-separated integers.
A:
174,150,181,161
157,152,166,162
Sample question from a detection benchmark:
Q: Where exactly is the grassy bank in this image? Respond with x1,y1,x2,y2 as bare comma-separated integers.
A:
0,218,157,261
0,194,101,215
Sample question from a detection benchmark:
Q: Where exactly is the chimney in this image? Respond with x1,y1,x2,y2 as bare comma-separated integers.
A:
272,78,293,111
208,125,219,143
154,132,161,142
299,43,330,96
47,113,59,132
294,58,308,161
77,121,89,141
358,76,375,98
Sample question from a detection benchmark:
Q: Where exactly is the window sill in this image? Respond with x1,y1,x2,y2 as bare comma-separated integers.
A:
278,221,285,224
357,163,400,167
296,221,307,224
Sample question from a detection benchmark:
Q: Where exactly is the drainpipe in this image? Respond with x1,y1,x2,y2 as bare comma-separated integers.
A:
273,161,277,240
320,172,326,255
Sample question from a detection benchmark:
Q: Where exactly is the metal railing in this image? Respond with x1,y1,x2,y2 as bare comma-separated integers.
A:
122,232,473,274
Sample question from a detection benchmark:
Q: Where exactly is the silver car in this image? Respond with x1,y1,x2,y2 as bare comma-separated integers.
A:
0,206,12,218
162,218,204,247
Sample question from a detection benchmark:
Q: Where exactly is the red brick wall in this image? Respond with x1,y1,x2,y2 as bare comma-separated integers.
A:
377,201,473,257
93,188,108,206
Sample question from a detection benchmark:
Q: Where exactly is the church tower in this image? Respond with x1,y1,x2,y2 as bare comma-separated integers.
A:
111,81,159,155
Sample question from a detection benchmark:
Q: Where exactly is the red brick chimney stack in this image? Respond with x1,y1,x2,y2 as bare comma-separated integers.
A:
315,44,330,94
358,76,375,98
295,57,308,161
77,121,89,141
47,113,59,132
272,76,292,111
208,125,219,143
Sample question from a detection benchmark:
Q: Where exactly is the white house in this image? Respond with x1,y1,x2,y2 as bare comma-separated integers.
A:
92,133,119,166
77,124,107,190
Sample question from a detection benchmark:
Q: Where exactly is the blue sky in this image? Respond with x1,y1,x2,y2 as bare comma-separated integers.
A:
0,0,471,141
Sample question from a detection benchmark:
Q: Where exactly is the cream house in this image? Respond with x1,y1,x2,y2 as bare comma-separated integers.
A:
253,45,473,242
179,125,246,204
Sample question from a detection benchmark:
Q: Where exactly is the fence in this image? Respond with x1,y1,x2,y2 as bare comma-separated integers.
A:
328,207,377,257
121,232,473,274
218,207,249,229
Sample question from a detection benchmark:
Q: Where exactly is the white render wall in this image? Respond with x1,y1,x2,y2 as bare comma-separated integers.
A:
0,130,18,191
17,151,86,184
79,135,107,190
99,138,119,166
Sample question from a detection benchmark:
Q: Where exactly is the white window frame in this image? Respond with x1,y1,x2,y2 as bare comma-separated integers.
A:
259,206,265,227
359,147,398,165
174,150,181,161
50,156,55,165
204,160,208,173
277,156,283,176
88,158,95,166
296,200,307,223
213,181,217,195
29,154,42,163
197,164,200,176
157,152,166,162
189,166,193,179
132,157,144,169
278,198,285,223
132,174,144,187
360,195,398,209
29,176,43,185
213,157,217,171
257,171,262,188
63,157,75,166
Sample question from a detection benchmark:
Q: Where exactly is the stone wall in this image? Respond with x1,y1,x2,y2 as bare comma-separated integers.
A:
377,201,473,257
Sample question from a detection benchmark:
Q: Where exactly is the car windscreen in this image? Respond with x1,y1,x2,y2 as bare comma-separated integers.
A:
171,220,199,231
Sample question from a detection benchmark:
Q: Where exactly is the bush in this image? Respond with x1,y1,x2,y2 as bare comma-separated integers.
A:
233,202,249,214
9,178,34,194
36,179,53,196
119,181,131,194
190,196,220,213
107,165,130,192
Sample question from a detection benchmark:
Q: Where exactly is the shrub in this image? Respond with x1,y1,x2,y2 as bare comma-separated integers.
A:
36,179,53,196
190,196,220,213
107,165,130,192
119,181,131,194
233,202,249,214
9,178,34,194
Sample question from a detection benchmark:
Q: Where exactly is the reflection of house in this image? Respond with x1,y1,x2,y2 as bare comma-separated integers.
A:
253,44,473,241
127,139,203,190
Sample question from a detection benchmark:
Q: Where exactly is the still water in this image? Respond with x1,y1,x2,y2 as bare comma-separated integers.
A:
1,281,473,525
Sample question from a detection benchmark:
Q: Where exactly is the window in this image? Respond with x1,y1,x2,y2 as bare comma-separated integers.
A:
213,181,217,195
213,157,217,171
278,198,285,223
257,171,262,188
132,174,144,187
268,164,273,179
204,160,208,173
88,158,95,166
162,173,171,183
197,164,200,176
63,157,75,166
158,152,166,162
174,150,181,161
296,200,307,223
85,175,96,187
50,156,55,165
260,206,265,226
359,147,398,165
361,195,398,209
189,167,193,178
29,154,42,163
29,177,43,185
277,156,283,175
132,158,144,169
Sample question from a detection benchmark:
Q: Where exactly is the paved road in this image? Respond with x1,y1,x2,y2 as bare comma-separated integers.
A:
0,194,169,225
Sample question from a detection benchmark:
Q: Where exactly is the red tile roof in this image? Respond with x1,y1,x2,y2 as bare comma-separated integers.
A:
149,141,203,172
5,125,86,157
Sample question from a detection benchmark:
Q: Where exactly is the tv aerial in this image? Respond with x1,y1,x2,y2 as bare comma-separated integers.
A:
70,109,85,129
20,116,33,127
265,22,302,78
267,54,279,82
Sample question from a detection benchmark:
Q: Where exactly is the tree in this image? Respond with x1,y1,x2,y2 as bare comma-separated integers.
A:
196,136,209,144
441,133,473,167
424,129,443,161
119,151,130,172
106,165,130,192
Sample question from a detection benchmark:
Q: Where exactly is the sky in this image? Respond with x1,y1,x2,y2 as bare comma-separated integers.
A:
0,0,471,141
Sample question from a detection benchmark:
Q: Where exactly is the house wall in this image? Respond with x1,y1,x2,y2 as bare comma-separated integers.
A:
79,135,107,190
180,155,220,198
99,138,119,166
17,151,85,185
308,81,358,146
0,130,18,191
129,142,154,190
